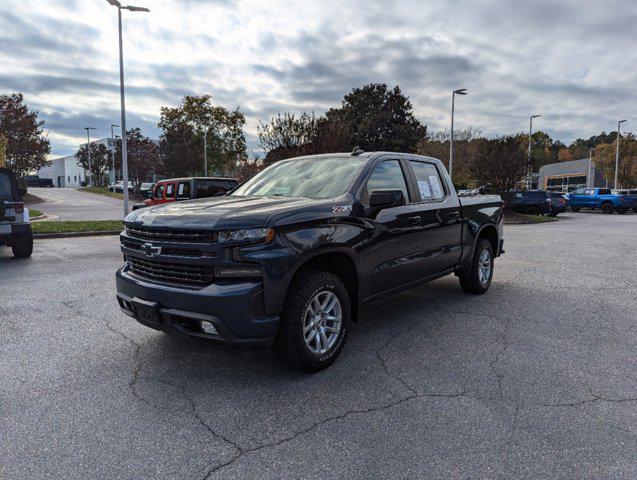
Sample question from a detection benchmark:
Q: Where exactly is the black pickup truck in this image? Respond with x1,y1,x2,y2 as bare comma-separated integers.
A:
116,152,504,371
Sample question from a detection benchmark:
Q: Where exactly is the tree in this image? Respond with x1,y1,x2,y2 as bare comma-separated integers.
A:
115,128,160,191
0,135,6,167
0,93,51,177
557,148,573,162
159,95,246,177
325,84,426,152
234,153,264,182
258,112,318,165
470,135,527,195
75,142,110,185
594,134,637,188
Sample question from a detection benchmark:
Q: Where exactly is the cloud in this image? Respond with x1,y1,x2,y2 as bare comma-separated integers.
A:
0,0,635,158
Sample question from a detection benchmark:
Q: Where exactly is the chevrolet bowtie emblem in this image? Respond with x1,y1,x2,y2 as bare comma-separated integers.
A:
141,243,162,257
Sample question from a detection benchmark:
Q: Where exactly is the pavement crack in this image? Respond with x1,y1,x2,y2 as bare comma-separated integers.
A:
489,317,511,399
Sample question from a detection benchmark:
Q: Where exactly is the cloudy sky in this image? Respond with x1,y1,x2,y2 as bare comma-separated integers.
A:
1,0,636,158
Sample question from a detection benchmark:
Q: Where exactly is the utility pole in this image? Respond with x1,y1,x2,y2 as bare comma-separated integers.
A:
527,115,541,189
449,88,467,181
203,127,208,176
84,127,96,187
588,148,593,188
110,124,119,184
614,119,626,189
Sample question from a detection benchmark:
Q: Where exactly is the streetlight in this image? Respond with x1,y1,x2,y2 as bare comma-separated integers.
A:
204,127,209,176
110,124,119,184
84,127,96,187
614,119,627,189
527,114,541,189
106,0,150,216
449,88,467,181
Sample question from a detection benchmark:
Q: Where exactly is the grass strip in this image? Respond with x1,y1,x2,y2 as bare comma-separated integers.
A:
32,220,123,234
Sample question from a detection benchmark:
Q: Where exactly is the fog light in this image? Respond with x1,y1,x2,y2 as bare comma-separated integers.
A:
214,267,262,278
200,321,218,335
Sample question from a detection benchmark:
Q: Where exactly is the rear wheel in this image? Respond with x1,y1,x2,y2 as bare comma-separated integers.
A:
601,203,614,214
526,206,540,216
11,226,33,258
274,270,350,372
459,239,494,295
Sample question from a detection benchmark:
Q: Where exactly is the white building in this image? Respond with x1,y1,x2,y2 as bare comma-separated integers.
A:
38,138,117,187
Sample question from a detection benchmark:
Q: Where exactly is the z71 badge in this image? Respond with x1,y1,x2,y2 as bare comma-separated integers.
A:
332,205,352,214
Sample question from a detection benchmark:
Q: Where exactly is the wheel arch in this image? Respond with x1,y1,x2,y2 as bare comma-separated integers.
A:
475,223,499,257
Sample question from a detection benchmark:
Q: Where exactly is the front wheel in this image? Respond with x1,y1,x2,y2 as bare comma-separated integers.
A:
601,203,614,214
459,239,494,295
11,226,33,258
274,270,350,372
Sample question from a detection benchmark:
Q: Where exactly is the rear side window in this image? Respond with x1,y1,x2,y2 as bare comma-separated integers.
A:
409,161,446,200
166,183,175,198
361,160,410,204
177,181,191,199
598,189,611,195
0,173,13,201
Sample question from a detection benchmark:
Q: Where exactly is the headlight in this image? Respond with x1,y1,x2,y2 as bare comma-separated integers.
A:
217,228,274,244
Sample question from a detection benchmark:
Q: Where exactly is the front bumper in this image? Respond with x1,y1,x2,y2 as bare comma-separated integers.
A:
116,266,279,349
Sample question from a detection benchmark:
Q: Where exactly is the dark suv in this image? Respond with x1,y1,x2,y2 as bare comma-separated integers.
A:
504,190,553,216
0,168,34,257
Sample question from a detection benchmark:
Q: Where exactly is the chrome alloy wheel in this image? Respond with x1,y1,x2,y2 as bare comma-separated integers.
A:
303,291,342,355
478,249,492,285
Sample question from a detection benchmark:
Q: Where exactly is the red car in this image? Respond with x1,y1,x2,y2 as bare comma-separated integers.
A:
137,177,238,209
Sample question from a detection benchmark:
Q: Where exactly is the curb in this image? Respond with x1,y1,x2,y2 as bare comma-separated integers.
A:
34,230,122,239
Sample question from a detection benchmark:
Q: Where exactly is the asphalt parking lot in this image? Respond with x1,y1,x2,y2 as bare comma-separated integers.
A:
1,212,635,479
28,187,124,220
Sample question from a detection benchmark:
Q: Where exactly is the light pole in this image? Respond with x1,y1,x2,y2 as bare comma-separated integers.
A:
110,124,119,184
106,0,149,216
588,147,593,188
614,119,627,189
84,127,96,187
449,88,467,181
527,115,541,189
203,127,208,176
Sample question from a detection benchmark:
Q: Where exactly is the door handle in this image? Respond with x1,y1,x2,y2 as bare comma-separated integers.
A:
407,215,421,224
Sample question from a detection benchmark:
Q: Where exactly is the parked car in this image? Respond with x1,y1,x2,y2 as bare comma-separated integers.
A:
25,175,54,188
116,152,504,371
503,190,552,216
546,191,567,216
109,181,124,193
131,177,238,210
568,188,634,214
136,182,155,199
0,168,33,257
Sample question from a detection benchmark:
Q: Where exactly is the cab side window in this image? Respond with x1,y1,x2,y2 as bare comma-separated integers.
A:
409,161,446,201
361,160,410,204
153,184,165,199
166,183,175,199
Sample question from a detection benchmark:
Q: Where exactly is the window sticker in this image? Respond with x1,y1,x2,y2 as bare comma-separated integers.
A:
417,180,431,199
429,175,444,198
178,184,185,195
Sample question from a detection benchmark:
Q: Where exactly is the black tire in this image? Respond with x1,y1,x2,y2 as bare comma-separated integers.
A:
526,206,540,216
570,207,580,212
274,270,350,372
11,226,33,258
601,202,614,214
633,208,637,214
458,239,494,295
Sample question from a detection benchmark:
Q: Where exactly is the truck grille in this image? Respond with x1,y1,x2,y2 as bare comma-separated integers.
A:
125,225,214,243
128,256,214,287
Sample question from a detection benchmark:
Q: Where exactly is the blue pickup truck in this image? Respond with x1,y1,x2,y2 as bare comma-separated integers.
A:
568,188,636,214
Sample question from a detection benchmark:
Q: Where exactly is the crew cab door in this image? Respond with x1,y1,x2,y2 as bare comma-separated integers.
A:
405,159,463,275
359,158,425,295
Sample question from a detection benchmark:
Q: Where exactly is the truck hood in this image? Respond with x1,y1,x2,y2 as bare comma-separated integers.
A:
124,195,338,230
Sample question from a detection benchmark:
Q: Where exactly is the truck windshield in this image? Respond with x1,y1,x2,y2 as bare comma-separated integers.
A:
0,173,13,201
232,156,367,199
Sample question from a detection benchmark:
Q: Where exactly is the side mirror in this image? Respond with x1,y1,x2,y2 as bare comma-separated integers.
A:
369,190,406,209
